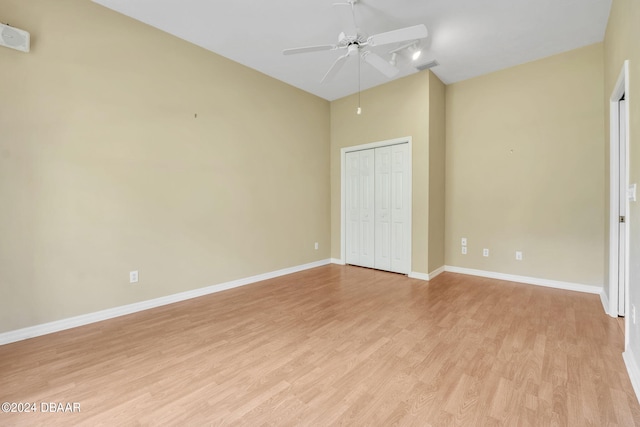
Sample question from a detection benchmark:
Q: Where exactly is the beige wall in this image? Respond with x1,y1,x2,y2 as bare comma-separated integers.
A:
0,0,617,336
445,43,605,287
0,0,330,332
428,72,446,273
604,0,640,360
330,72,433,275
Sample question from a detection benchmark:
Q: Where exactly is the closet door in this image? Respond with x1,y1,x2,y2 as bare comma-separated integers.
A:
345,143,409,274
345,151,361,266
345,150,375,268
390,143,410,274
358,150,375,268
374,146,392,271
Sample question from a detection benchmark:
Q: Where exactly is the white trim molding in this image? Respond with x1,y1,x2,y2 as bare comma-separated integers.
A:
428,266,445,280
608,59,631,318
408,266,445,281
624,349,640,404
330,258,345,265
0,259,331,346
600,290,612,316
444,266,602,295
409,272,430,281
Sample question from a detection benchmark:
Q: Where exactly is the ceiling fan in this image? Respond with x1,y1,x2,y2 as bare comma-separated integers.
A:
283,0,428,84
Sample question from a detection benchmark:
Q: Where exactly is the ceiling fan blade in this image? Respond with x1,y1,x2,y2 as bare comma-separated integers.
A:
366,24,428,47
283,44,338,55
321,53,350,84
362,51,399,78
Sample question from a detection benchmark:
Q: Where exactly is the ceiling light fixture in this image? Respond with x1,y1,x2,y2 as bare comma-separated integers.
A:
411,46,422,61
389,52,398,66
388,40,423,64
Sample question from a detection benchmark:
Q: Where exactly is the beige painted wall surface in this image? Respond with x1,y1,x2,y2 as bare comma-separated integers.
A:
428,72,446,273
330,72,430,274
604,0,640,362
445,43,604,287
0,0,330,332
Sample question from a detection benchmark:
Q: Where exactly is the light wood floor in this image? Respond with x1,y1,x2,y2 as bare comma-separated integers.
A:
1,265,639,426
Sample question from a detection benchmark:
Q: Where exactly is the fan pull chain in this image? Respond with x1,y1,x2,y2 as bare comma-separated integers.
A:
357,55,362,115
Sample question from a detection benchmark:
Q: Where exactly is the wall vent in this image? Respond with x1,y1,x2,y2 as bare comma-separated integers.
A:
415,60,439,71
0,23,30,53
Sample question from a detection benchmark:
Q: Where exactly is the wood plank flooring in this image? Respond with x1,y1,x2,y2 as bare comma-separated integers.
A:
1,265,639,426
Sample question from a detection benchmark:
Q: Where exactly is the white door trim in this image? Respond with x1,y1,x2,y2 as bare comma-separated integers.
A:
619,98,628,316
340,137,412,273
608,61,630,330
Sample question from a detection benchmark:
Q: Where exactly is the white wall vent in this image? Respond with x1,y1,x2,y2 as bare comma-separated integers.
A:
0,23,30,53
415,60,439,71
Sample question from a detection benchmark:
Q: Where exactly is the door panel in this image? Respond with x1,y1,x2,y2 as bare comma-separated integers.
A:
375,147,392,270
345,152,360,266
359,150,375,268
390,144,410,274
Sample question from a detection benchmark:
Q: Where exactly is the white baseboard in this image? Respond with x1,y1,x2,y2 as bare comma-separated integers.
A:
600,290,615,317
0,259,331,346
408,266,444,281
330,258,345,265
444,265,601,294
408,272,430,281
428,266,445,280
624,349,640,404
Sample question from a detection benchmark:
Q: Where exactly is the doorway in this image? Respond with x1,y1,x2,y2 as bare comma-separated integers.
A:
340,137,412,274
608,61,630,341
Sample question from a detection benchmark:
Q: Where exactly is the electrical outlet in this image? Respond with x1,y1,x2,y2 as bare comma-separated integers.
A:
461,237,467,246
516,251,523,260
314,242,319,250
129,270,139,284
483,248,489,257
462,246,467,255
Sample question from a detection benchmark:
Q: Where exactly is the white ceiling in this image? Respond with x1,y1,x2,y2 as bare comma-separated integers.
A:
92,0,611,101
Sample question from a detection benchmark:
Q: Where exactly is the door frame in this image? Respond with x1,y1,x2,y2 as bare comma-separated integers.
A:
340,136,412,273
608,60,630,332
